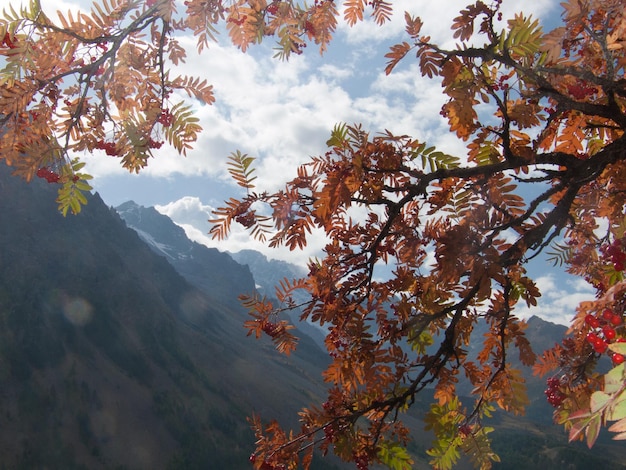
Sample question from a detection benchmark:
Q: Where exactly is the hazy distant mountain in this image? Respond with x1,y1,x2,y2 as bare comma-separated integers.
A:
227,249,328,348
228,249,307,294
0,165,339,469
116,201,329,354
116,200,256,311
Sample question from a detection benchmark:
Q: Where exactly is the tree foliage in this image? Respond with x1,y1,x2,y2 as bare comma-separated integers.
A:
2,0,626,469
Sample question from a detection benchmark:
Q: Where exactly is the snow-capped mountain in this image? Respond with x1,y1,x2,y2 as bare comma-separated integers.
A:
116,200,256,310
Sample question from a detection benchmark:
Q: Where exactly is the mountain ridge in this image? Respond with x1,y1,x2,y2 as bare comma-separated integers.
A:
0,164,339,469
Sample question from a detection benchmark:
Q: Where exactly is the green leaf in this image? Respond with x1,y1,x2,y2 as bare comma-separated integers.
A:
74,180,93,192
590,391,611,413
609,343,626,355
377,441,414,470
604,362,626,394
608,396,626,421
326,122,348,148
408,330,434,354
586,414,601,448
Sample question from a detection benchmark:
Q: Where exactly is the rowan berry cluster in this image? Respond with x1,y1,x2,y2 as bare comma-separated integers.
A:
601,236,626,272
227,15,247,26
326,328,349,358
95,140,119,156
95,137,163,155
585,309,625,365
235,211,256,228
147,138,164,149
545,376,566,407
304,21,316,35
323,423,337,442
353,451,369,470
491,74,510,92
266,1,280,15
458,423,473,436
36,167,60,183
157,108,174,127
567,79,597,100
261,321,280,337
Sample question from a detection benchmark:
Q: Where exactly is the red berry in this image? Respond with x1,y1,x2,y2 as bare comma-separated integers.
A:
603,326,617,341
158,109,174,127
586,332,599,344
459,424,472,436
148,138,164,149
585,314,600,328
266,2,279,14
611,314,623,326
612,353,625,365
602,310,614,321
593,338,608,353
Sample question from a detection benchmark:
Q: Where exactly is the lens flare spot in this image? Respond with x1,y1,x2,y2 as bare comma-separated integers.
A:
62,297,94,326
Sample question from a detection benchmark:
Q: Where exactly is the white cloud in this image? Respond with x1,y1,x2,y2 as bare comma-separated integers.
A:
156,196,328,266
515,273,595,326
337,0,559,47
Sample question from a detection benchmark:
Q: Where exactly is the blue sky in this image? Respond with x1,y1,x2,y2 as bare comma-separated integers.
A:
2,0,593,325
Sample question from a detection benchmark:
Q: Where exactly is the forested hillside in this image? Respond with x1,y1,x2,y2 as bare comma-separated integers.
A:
0,164,338,469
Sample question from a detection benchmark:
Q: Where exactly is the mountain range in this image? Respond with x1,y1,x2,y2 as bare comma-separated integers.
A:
0,164,337,469
0,162,624,469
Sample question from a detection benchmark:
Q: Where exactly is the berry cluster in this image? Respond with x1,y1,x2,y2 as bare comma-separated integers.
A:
353,451,369,470
585,309,625,365
1,32,16,49
235,211,256,228
567,79,597,100
322,423,337,442
491,74,511,92
147,138,164,149
266,1,280,15
545,376,566,407
304,20,316,36
261,320,280,337
95,138,163,156
601,236,626,272
458,423,473,437
248,454,284,470
227,14,248,26
95,140,119,156
157,108,174,127
326,328,349,358
36,167,60,183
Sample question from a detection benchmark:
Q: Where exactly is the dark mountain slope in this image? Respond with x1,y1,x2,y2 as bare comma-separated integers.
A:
115,201,328,362
0,165,337,469
116,200,256,311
